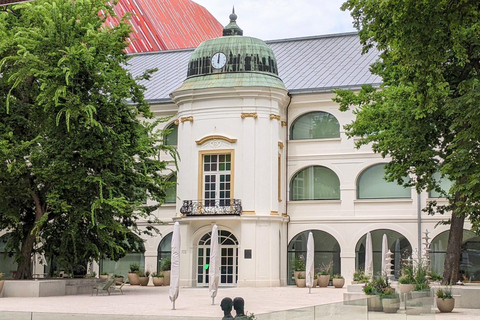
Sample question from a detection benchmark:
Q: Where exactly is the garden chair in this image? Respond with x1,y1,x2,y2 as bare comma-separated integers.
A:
112,278,126,295
92,277,115,296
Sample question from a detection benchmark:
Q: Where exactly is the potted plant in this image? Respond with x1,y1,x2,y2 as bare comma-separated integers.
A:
296,272,306,287
159,257,171,286
436,287,455,313
128,264,141,285
151,272,165,286
100,272,110,280
363,276,388,312
352,270,370,284
114,274,124,284
292,255,306,286
139,270,150,286
380,288,400,313
332,274,345,288
398,258,415,293
317,261,332,287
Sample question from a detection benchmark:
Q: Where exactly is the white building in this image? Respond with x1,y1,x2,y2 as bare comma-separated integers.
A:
2,12,479,285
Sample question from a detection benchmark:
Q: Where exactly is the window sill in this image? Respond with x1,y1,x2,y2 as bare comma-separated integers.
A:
354,198,412,204
288,138,341,143
288,200,341,204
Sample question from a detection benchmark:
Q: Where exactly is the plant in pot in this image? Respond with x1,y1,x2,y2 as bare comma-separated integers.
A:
100,271,110,280
332,274,345,288
296,271,306,287
352,269,370,284
317,261,332,287
151,272,165,286
292,255,305,286
114,274,124,284
436,287,455,313
380,287,400,313
139,270,150,286
398,257,415,293
159,257,171,286
128,264,141,285
363,276,388,312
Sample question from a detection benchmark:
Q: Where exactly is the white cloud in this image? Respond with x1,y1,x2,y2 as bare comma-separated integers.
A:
193,0,355,40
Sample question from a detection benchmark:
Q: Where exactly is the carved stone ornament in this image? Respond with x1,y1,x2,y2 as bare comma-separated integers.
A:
241,113,258,119
270,114,281,121
174,119,179,125
281,121,287,127
181,116,194,123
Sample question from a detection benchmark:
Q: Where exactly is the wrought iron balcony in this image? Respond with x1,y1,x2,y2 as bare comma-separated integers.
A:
180,199,242,216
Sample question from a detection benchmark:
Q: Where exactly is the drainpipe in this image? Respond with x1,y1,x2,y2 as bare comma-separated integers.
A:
285,92,292,285
417,192,422,260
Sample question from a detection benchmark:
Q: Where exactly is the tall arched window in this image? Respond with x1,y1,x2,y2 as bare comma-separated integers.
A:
290,111,340,140
165,175,176,204
157,232,172,272
429,171,453,198
290,166,340,201
357,164,411,199
163,122,178,146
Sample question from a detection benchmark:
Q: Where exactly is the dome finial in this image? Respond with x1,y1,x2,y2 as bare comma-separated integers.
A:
223,8,243,36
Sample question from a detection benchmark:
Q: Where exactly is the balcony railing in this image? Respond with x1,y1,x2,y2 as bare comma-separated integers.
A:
180,199,242,216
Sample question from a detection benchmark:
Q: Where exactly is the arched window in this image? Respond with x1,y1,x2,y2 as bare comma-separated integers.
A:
430,230,480,281
157,232,172,272
355,229,412,279
290,166,340,201
165,175,176,204
163,122,178,146
429,171,453,198
287,230,341,285
290,111,340,140
357,164,411,199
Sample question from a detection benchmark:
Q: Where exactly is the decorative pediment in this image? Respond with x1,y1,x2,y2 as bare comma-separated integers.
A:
196,135,237,146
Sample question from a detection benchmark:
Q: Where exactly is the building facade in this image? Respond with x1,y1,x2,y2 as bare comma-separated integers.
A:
2,12,479,285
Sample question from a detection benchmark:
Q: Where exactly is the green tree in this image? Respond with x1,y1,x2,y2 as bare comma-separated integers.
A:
335,0,480,284
0,0,176,279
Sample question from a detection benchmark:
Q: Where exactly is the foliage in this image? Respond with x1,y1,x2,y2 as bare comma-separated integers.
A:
145,270,150,277
293,255,306,271
337,0,480,284
129,264,140,273
353,269,370,283
363,276,388,296
100,272,109,276
0,0,176,279
114,274,124,278
436,287,453,300
413,259,430,291
317,261,333,275
297,272,305,279
151,272,164,278
380,287,399,300
399,257,415,284
160,257,171,271
332,274,344,279
429,270,443,282
137,270,145,277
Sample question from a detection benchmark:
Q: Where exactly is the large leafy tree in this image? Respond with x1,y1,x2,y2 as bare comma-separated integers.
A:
0,0,175,279
336,0,480,284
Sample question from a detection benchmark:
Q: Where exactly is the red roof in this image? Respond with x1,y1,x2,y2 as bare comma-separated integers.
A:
107,0,223,53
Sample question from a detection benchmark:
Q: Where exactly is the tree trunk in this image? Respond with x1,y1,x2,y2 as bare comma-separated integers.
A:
442,209,465,285
14,230,37,279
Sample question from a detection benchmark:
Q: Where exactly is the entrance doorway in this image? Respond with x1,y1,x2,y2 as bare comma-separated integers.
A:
197,230,238,287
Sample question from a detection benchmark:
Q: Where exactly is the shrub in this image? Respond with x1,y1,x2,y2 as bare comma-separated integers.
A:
293,256,305,271
129,264,140,273
353,270,370,283
160,257,171,271
436,287,453,299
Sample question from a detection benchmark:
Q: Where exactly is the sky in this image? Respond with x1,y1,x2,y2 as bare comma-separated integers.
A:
193,0,356,41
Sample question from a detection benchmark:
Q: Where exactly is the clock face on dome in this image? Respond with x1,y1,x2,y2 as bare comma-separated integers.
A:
211,52,227,69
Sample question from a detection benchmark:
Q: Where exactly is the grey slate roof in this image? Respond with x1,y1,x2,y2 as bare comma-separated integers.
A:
127,32,381,104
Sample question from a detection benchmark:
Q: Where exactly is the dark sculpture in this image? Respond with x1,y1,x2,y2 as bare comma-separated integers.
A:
233,297,248,319
220,297,234,319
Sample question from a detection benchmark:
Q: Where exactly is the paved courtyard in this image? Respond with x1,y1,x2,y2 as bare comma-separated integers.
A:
0,285,479,319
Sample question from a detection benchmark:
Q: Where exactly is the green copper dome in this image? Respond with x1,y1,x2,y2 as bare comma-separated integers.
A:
177,10,285,91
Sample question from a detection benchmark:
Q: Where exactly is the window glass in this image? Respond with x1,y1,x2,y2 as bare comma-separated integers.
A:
429,171,453,198
165,175,176,204
357,164,411,199
290,166,340,200
164,123,178,146
290,111,340,140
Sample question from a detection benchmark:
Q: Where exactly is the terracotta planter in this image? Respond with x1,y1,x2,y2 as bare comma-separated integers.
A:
382,297,400,313
99,275,109,280
139,276,149,286
162,271,171,286
436,298,455,313
294,271,305,286
317,275,330,287
152,277,164,286
399,283,414,294
366,295,383,312
296,278,306,287
332,278,345,288
128,272,140,285
114,276,124,284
